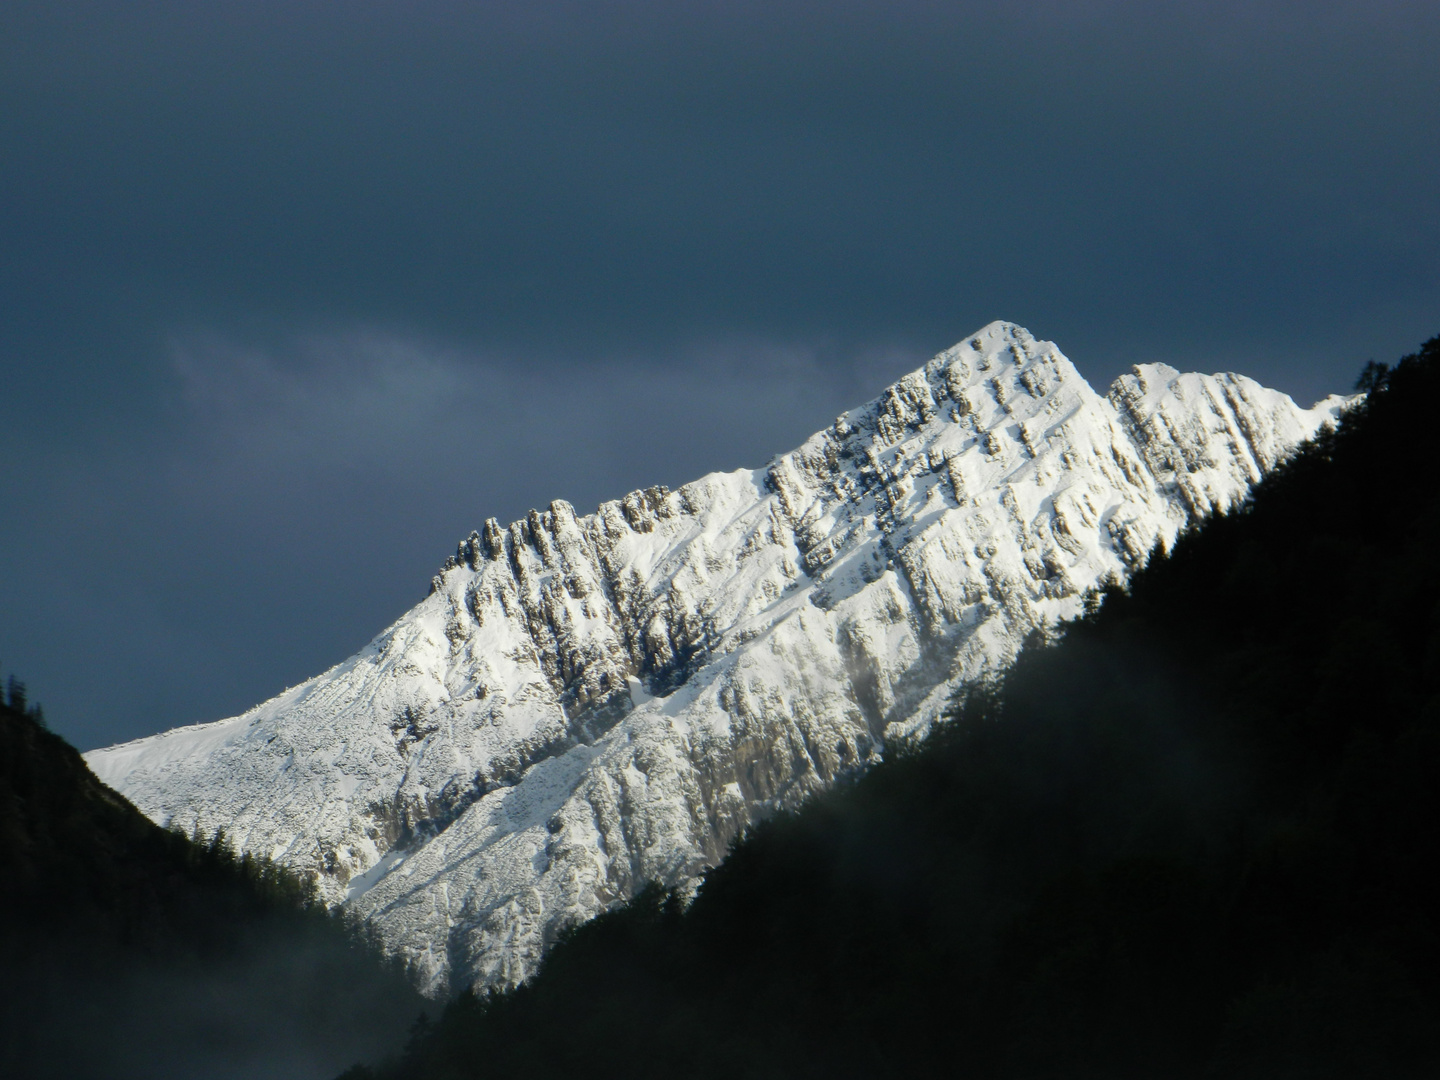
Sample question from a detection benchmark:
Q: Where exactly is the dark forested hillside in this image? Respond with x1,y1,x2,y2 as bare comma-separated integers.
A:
0,688,426,1080
351,337,1440,1080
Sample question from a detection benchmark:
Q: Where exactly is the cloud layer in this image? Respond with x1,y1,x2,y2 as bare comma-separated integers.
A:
2,1,1437,746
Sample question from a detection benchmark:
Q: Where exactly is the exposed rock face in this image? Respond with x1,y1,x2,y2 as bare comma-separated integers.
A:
87,322,1350,995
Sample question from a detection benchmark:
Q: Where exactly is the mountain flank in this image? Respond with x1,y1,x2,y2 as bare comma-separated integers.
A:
347,337,1440,1079
0,686,424,1080
87,321,1347,994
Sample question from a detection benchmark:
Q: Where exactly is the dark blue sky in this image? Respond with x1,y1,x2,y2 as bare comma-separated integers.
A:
3,1,1437,749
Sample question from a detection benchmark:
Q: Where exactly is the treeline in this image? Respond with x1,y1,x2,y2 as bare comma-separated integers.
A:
0,688,426,1080
2,668,46,726
348,337,1440,1079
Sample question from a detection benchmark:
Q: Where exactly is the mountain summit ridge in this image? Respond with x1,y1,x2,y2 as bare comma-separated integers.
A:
88,321,1349,994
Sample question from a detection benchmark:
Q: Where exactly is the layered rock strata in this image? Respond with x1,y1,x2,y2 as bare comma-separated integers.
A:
88,322,1349,994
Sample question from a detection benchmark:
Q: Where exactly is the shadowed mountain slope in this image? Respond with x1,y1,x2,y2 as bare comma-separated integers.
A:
350,337,1440,1079
0,694,425,1080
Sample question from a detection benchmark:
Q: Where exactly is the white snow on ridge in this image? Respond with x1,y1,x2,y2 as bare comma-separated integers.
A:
86,322,1351,995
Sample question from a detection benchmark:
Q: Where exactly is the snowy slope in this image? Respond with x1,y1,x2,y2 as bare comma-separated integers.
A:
88,322,1350,995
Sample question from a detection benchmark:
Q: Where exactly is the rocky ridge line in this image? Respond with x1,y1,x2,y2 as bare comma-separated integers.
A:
87,322,1350,994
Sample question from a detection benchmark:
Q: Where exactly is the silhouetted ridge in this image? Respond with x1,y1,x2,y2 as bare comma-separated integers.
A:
349,335,1440,1079
0,693,425,1080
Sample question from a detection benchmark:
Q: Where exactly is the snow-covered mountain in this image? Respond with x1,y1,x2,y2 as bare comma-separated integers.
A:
87,322,1350,995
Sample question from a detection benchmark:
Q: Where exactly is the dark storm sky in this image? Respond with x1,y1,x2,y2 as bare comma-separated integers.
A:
3,1,1437,749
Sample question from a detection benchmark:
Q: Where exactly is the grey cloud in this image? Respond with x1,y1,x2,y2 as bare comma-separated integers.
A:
1,0,1436,746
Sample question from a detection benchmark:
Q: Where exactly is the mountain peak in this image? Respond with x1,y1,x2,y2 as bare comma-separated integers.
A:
87,323,1347,995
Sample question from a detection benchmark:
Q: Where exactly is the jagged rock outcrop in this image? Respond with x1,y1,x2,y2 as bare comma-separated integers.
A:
87,322,1350,994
